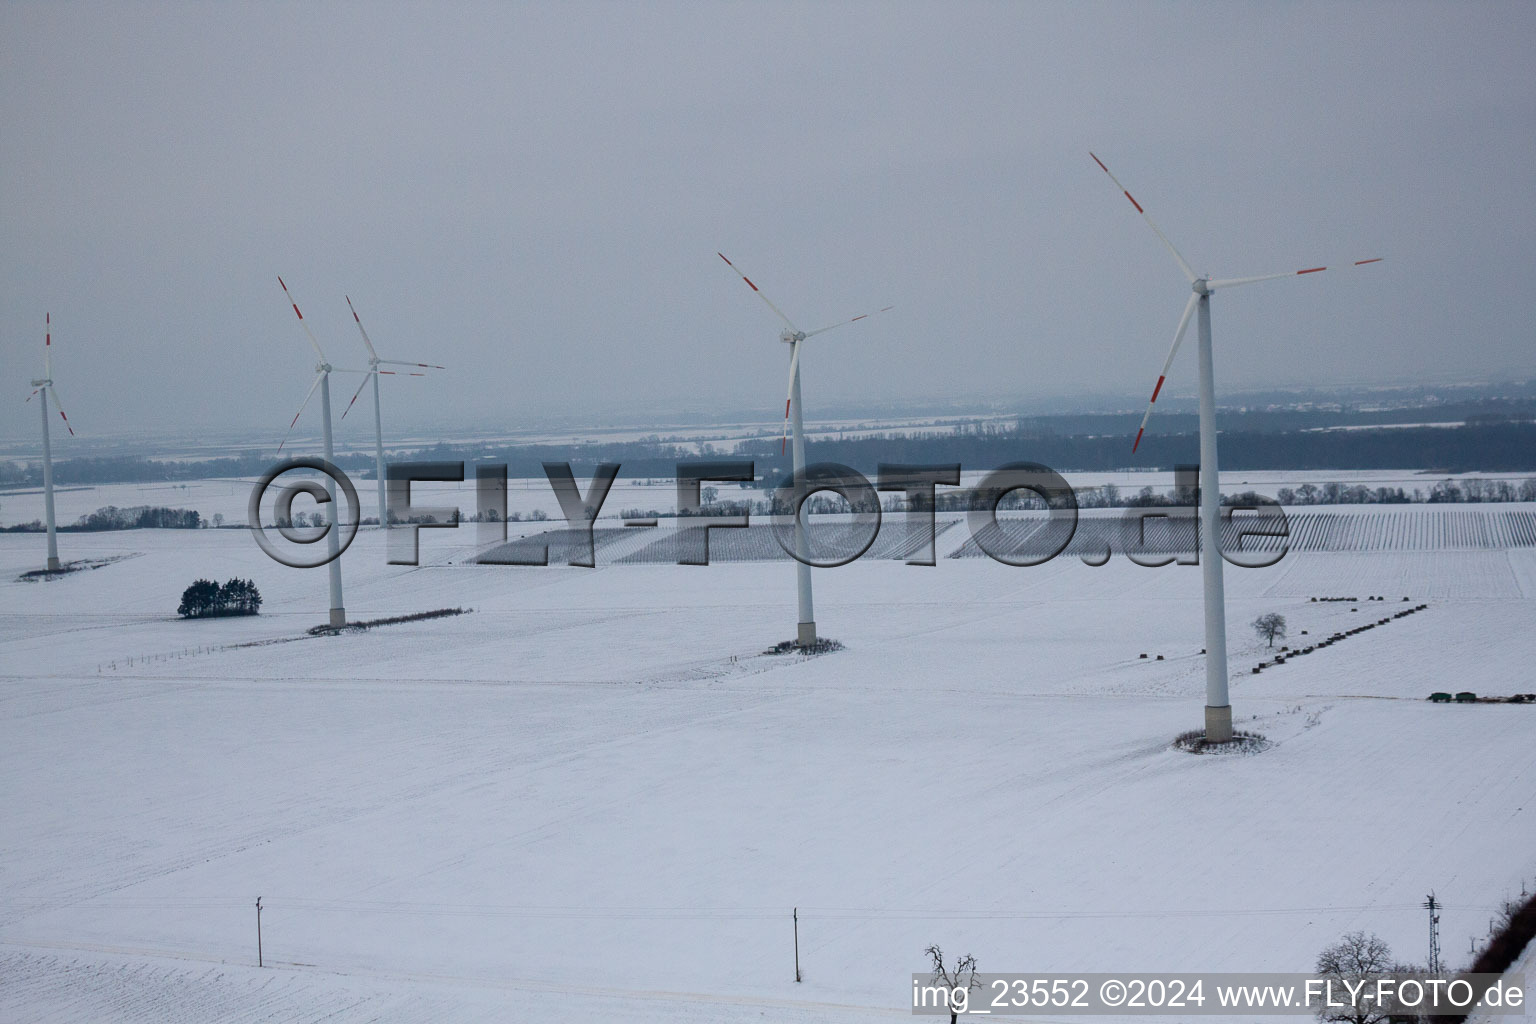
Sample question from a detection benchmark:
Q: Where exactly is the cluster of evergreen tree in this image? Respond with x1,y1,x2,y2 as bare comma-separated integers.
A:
177,578,262,618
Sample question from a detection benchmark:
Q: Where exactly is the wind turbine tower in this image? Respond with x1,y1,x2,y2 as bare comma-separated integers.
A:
340,295,444,527
277,278,365,629
26,313,76,572
718,253,890,647
1090,153,1381,742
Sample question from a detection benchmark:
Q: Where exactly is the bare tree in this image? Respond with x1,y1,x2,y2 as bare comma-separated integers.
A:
925,945,979,1024
1253,612,1287,648
1313,931,1417,1024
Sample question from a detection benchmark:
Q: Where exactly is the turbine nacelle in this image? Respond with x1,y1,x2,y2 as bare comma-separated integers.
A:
780,329,805,345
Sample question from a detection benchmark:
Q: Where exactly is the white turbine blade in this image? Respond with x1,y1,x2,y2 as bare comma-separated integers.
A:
344,295,380,361
804,305,895,338
717,252,800,334
277,372,325,453
278,277,327,361
340,370,373,421
1132,292,1200,454
782,338,802,454
45,312,53,379
47,385,76,436
347,296,445,369
1209,257,1383,291
1090,153,1198,284
784,337,802,405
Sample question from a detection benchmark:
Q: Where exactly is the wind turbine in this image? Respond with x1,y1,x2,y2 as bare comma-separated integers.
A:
276,277,365,629
25,313,75,572
718,252,891,648
338,295,444,527
1090,152,1381,742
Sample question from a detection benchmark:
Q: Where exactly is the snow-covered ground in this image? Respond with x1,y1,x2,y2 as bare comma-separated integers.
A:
1,505,1532,1021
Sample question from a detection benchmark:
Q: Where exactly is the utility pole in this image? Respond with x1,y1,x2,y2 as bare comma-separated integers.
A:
1423,893,1441,973
793,907,801,982
256,896,264,967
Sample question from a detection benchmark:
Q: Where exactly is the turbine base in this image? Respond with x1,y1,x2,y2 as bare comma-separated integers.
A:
329,607,347,629
1204,704,1233,743
46,556,61,572
796,621,818,647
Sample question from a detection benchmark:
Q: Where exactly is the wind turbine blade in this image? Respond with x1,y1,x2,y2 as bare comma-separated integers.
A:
45,312,53,379
782,338,802,454
1208,257,1383,291
785,337,802,405
277,372,325,453
26,389,40,402
278,277,328,361
340,371,373,421
1090,153,1198,284
718,252,800,334
804,305,895,338
346,297,445,369
1132,292,1200,454
47,385,75,436
345,295,381,361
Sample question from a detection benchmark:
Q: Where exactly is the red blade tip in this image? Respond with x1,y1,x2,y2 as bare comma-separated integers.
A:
1150,375,1165,403
1132,427,1144,453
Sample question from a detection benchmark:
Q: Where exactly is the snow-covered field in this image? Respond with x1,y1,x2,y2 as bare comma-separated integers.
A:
2,505,1533,1021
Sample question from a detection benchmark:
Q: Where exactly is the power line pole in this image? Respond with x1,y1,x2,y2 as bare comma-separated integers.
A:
1423,893,1441,973
793,907,801,982
256,896,264,968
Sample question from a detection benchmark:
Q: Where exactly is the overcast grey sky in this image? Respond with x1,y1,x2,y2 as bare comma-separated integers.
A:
2,1,1532,445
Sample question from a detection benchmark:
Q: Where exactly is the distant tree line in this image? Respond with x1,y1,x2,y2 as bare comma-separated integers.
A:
177,577,262,618
0,453,290,487
2,505,201,532
1276,478,1536,505
739,422,1536,476
5,420,1534,493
